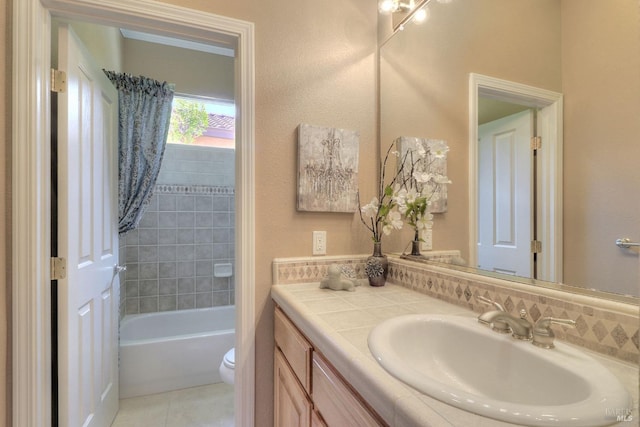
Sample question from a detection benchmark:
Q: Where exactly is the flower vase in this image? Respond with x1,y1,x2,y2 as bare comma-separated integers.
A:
400,229,427,261
410,240,421,256
410,229,421,256
365,242,388,287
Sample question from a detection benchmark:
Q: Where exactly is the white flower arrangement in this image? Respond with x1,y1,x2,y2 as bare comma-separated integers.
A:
395,138,451,241
358,139,451,244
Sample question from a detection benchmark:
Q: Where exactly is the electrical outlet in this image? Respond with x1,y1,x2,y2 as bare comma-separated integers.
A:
313,231,327,255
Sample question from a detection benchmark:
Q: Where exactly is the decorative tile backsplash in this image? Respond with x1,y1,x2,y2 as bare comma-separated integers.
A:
388,258,639,363
121,183,235,315
272,254,639,363
272,255,368,285
272,251,460,284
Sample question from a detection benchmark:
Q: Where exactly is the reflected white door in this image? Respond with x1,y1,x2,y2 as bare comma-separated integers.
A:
477,110,533,277
57,24,120,427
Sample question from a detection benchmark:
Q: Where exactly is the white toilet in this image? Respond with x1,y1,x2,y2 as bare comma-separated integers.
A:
219,348,235,385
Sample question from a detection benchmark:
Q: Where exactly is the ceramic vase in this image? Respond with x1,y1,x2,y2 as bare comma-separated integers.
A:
410,240,421,256
410,228,421,256
365,242,388,287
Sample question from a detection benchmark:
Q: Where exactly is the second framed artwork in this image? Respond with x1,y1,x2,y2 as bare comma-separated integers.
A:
297,123,359,212
396,136,449,213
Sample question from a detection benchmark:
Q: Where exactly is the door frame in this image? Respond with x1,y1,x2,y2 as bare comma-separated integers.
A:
468,73,563,282
12,1,256,426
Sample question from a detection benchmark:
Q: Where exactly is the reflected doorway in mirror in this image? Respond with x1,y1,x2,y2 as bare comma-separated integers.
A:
469,73,563,284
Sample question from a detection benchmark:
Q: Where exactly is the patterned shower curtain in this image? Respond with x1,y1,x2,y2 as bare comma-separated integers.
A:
104,71,175,235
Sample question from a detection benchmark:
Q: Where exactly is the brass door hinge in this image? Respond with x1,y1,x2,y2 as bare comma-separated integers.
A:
530,136,542,150
51,257,67,280
531,240,542,254
51,69,67,93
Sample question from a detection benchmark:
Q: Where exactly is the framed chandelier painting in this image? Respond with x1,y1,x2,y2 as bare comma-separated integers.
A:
297,123,359,213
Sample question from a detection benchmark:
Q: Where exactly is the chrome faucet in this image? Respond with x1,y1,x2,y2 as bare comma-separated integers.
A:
475,295,505,312
478,309,533,340
532,317,576,349
475,295,510,334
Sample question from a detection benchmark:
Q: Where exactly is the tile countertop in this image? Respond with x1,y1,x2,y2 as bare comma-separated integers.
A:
271,282,639,427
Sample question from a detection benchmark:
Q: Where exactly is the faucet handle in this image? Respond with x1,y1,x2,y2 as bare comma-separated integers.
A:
475,295,510,333
476,295,505,311
532,317,576,349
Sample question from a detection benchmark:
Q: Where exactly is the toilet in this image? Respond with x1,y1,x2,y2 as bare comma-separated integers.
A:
219,348,235,385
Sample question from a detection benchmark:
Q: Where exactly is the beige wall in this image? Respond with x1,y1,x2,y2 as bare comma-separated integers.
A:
1,0,9,422
380,0,562,258
561,0,640,294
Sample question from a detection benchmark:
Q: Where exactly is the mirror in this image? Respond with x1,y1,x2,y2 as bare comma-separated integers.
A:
379,0,639,299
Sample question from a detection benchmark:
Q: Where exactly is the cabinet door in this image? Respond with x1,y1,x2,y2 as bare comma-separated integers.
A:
311,410,328,427
275,349,312,427
312,353,385,426
275,307,313,392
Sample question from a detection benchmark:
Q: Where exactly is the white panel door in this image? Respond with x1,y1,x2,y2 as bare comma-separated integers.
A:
478,110,533,277
57,24,120,427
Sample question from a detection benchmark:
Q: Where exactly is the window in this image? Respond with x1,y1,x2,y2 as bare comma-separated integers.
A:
167,96,235,149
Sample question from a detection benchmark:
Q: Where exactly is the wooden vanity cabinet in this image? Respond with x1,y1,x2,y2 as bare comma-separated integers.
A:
274,349,312,427
274,307,313,427
274,306,386,427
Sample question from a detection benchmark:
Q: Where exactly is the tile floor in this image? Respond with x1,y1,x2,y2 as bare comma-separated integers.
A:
111,383,234,427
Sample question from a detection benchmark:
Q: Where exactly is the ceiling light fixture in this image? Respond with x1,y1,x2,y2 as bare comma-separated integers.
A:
380,0,431,31
377,0,416,15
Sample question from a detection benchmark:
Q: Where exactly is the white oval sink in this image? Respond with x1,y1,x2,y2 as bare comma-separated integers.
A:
368,314,632,426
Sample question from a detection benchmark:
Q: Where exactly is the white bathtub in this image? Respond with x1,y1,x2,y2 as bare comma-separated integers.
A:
119,306,235,398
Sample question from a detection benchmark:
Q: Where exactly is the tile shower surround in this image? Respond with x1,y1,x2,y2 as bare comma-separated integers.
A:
272,255,639,363
121,184,235,315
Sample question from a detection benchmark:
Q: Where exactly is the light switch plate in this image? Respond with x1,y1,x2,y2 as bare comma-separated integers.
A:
313,231,327,255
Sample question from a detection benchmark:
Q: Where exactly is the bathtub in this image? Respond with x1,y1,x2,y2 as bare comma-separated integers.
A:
119,306,235,398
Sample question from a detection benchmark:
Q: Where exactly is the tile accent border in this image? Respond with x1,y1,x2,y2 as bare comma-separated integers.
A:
155,184,234,194
272,254,640,363
272,251,461,284
272,255,369,284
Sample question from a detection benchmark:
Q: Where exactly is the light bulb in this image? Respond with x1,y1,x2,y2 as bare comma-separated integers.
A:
413,7,429,23
378,0,397,14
